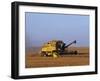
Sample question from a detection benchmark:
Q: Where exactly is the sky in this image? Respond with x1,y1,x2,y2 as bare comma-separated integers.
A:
25,12,89,48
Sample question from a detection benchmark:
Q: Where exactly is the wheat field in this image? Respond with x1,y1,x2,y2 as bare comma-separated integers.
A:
25,47,89,68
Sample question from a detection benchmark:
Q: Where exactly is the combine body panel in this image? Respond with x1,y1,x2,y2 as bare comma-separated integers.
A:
40,40,77,58
41,42,56,52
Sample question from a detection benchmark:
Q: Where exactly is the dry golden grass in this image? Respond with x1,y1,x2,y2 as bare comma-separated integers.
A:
25,47,89,68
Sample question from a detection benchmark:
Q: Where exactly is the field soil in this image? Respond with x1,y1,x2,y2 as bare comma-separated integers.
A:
25,47,89,68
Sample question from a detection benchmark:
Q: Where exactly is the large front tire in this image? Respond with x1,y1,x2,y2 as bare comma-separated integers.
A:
41,51,47,57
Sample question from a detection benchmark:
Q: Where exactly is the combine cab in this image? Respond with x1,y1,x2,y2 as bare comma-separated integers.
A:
40,40,77,58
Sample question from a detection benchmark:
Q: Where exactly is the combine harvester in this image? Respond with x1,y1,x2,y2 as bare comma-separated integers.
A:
40,40,78,58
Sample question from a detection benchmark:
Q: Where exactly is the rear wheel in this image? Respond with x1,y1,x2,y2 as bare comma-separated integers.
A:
74,51,78,55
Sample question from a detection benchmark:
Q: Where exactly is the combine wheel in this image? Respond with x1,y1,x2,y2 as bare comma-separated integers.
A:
74,51,78,55
41,52,47,57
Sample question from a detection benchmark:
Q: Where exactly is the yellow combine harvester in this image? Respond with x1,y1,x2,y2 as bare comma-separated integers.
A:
40,40,77,58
